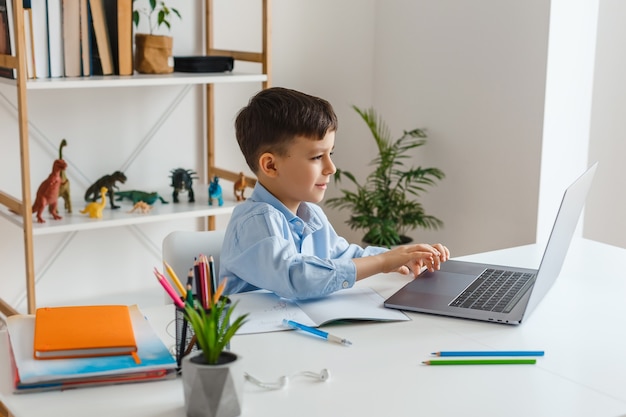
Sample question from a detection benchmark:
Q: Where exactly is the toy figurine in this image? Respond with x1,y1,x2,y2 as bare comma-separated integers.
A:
234,171,247,201
169,168,198,203
208,176,223,206
80,187,108,219
84,171,127,209
32,159,67,223
57,139,72,213
128,201,152,214
116,190,169,205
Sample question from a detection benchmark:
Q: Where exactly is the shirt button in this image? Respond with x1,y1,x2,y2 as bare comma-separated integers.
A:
342,281,349,289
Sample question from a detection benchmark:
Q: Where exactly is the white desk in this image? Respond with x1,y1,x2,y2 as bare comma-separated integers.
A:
2,238,626,417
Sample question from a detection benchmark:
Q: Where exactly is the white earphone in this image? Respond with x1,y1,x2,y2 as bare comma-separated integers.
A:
244,373,289,390
244,368,331,390
300,369,330,381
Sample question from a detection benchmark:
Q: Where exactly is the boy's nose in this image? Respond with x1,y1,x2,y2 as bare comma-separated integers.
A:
324,158,337,175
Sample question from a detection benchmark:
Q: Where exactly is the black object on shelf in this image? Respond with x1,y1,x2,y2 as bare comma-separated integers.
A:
173,56,235,73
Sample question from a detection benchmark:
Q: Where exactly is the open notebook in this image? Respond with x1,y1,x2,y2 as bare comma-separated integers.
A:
229,286,409,334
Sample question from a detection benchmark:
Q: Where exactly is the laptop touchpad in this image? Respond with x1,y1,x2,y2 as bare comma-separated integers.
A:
410,271,475,296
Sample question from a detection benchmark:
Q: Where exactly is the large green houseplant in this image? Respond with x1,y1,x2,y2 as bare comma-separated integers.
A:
326,105,445,247
182,296,248,417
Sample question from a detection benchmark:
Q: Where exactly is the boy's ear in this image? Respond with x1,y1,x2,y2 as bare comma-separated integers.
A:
258,152,278,177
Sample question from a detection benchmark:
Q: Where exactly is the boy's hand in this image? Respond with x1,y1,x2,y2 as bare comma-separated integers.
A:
391,243,450,276
354,243,450,281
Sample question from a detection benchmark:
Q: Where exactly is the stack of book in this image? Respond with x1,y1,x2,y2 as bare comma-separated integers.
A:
0,0,133,79
6,304,177,393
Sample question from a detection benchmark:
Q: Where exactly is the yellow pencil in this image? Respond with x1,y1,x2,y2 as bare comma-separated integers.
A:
213,277,227,304
164,261,186,297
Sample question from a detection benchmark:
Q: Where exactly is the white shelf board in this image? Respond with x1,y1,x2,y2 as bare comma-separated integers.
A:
0,72,267,90
0,189,238,235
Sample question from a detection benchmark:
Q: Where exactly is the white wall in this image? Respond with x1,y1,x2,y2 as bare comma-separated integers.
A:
363,0,550,256
537,0,597,245
585,0,626,248
0,0,621,313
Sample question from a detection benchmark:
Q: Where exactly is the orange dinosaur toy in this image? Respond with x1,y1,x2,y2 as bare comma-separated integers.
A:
32,159,67,223
234,172,247,201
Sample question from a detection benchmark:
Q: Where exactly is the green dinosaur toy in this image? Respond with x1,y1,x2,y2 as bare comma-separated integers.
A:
115,190,169,205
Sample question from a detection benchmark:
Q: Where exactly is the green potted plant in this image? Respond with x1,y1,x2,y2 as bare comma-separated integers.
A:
132,0,181,74
326,105,445,247
181,296,248,417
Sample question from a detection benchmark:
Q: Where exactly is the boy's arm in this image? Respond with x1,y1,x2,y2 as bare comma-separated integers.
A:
353,244,449,280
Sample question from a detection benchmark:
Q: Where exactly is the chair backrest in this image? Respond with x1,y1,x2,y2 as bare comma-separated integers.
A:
161,230,226,293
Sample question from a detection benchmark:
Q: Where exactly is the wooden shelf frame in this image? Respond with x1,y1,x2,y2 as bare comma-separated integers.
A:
0,0,271,315
205,0,271,228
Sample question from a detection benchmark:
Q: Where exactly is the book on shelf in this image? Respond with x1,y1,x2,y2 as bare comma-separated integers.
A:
103,0,133,75
33,304,138,360
22,3,35,78
29,0,49,78
62,0,81,77
79,0,90,75
229,286,410,335
0,0,14,78
6,304,177,393
46,0,64,77
87,0,112,75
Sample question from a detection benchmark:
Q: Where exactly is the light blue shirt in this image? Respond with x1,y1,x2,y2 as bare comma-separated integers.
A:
219,183,387,300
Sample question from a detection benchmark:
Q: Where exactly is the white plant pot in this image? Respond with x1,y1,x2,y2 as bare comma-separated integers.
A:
181,351,245,417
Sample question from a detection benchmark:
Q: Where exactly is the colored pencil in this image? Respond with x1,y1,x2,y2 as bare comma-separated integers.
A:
432,351,544,357
153,268,184,308
185,268,196,308
201,254,212,307
208,255,217,295
213,277,227,304
422,359,536,366
163,261,186,297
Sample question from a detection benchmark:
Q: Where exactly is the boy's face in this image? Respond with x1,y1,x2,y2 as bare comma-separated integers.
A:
269,131,336,213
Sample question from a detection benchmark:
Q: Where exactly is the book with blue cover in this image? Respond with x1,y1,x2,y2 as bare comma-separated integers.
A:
6,304,177,393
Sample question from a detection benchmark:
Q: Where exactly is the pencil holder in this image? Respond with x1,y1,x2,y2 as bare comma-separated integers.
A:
174,297,232,369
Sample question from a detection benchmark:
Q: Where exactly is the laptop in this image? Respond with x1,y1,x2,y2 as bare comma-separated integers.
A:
384,162,598,325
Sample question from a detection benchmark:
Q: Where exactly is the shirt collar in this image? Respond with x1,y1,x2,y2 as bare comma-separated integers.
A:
249,183,324,232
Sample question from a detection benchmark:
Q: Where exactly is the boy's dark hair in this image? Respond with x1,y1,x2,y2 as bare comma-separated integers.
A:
235,87,338,174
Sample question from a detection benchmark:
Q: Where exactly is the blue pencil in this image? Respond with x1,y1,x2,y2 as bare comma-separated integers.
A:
432,350,544,357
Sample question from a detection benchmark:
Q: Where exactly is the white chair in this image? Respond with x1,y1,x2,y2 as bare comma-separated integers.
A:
161,230,226,293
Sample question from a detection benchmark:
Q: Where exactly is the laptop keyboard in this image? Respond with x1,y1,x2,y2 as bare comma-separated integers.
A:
449,269,535,313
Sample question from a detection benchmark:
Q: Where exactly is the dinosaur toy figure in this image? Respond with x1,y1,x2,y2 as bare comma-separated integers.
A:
234,171,247,201
32,159,67,223
80,187,108,219
84,171,127,209
57,139,72,213
115,190,169,205
128,201,152,214
169,168,198,203
208,176,223,206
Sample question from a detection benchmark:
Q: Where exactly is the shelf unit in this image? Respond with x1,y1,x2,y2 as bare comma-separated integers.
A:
0,0,271,315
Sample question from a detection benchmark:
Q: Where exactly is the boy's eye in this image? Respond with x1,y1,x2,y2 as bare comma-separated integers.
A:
312,152,333,160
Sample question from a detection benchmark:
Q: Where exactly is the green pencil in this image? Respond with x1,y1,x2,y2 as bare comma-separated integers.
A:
422,359,537,366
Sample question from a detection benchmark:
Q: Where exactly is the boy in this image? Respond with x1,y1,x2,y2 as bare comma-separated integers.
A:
220,87,449,300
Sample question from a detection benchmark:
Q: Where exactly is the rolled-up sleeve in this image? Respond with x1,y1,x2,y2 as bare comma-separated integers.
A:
220,196,387,300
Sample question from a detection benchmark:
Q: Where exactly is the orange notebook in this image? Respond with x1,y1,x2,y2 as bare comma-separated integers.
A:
33,305,138,361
